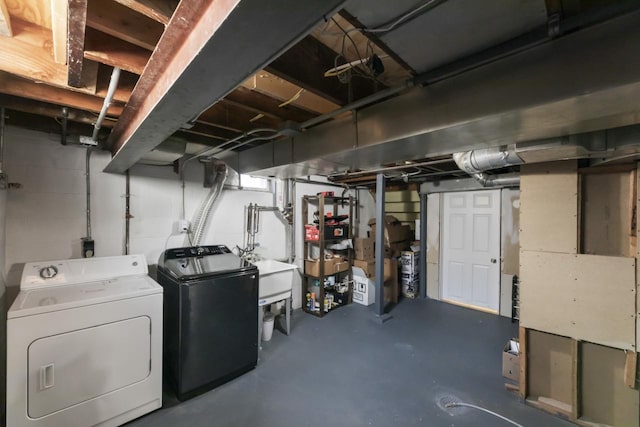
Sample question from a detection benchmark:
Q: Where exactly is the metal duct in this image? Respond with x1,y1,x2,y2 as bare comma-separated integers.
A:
452,148,523,174
191,163,227,246
452,148,523,187
237,11,640,179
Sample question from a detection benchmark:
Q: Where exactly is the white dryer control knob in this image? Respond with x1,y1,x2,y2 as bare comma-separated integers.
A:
39,265,58,279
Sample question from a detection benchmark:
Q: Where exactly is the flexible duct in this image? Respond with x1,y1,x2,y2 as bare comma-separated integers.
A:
191,163,227,246
453,147,523,187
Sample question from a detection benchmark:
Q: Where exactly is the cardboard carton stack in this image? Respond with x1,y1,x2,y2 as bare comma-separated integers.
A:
352,237,399,305
400,246,420,298
367,215,413,257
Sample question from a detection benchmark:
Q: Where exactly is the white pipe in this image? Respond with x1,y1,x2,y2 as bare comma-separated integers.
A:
93,67,121,141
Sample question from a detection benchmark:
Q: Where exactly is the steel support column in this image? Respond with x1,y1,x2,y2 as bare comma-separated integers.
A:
374,173,391,322
419,192,427,299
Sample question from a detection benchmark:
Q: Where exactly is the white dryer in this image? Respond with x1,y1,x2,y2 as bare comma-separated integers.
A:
6,254,163,427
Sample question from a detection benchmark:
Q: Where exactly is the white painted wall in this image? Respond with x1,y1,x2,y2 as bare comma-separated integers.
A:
1,127,376,311
0,185,6,426
2,126,285,285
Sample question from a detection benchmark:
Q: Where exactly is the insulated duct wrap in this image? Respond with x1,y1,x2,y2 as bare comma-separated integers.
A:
191,163,227,245
452,147,523,174
453,147,523,187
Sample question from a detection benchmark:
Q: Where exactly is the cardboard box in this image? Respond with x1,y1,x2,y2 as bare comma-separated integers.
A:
304,257,348,277
402,280,419,298
353,258,396,279
401,272,419,284
354,237,374,260
401,250,420,275
502,339,520,382
352,266,375,306
354,259,375,278
368,215,410,246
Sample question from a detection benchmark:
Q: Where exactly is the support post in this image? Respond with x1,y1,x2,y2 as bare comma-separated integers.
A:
374,173,391,322
419,192,427,299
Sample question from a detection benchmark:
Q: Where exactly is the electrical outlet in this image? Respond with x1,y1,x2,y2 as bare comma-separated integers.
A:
178,219,190,234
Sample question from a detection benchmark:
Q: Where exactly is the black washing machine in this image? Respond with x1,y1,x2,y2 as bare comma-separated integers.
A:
157,245,258,400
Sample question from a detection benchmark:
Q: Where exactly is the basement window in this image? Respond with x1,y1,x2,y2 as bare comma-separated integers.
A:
239,174,270,191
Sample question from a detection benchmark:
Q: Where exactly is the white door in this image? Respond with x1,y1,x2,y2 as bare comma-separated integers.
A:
441,190,501,312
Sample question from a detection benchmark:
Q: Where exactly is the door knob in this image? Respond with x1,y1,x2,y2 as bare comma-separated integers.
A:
490,258,497,264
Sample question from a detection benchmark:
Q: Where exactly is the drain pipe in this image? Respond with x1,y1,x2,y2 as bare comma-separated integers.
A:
452,148,523,187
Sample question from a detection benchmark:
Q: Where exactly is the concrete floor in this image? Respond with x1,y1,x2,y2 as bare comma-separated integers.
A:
127,299,573,427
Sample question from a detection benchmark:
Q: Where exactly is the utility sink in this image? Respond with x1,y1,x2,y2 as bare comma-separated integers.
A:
253,259,297,306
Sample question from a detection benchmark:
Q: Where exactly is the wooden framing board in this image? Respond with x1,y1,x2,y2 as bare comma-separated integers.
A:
520,251,636,350
0,0,12,36
580,342,639,426
50,0,68,64
581,171,633,257
527,330,574,408
520,161,578,253
426,193,440,264
519,326,527,400
112,0,178,25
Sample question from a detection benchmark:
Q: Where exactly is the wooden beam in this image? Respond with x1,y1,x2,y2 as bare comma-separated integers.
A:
5,0,51,28
266,35,382,106
3,108,106,139
87,0,164,51
112,0,179,25
241,71,339,114
51,0,68,64
0,17,96,94
0,94,116,127
624,351,637,389
0,72,123,116
67,0,88,87
198,102,282,133
105,0,347,173
225,86,316,123
519,326,527,400
84,28,151,75
0,0,12,36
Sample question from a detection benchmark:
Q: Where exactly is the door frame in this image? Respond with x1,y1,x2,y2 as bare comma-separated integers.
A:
439,189,502,314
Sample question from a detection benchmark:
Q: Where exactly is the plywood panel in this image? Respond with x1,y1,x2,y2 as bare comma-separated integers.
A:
501,188,520,275
520,251,636,350
520,161,578,253
426,193,440,264
500,273,514,318
426,262,439,299
581,172,633,257
528,330,573,405
581,342,639,427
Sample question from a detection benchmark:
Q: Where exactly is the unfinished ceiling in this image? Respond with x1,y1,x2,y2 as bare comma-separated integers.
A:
0,0,639,181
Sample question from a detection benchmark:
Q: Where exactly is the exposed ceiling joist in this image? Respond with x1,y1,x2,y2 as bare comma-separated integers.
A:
0,93,115,127
0,18,72,89
0,0,13,36
265,35,383,106
86,0,164,51
84,28,151,74
224,86,317,123
112,0,179,25
105,0,347,174
67,0,88,87
50,0,68,64
0,72,123,116
198,101,282,133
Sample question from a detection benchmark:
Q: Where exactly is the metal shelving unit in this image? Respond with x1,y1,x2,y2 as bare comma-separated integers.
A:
301,194,354,317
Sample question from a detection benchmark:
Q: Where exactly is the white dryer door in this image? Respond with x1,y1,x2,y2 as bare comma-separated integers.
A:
28,316,151,419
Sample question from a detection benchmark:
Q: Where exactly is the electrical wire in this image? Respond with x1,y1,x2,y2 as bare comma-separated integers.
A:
355,0,442,34
444,402,524,427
